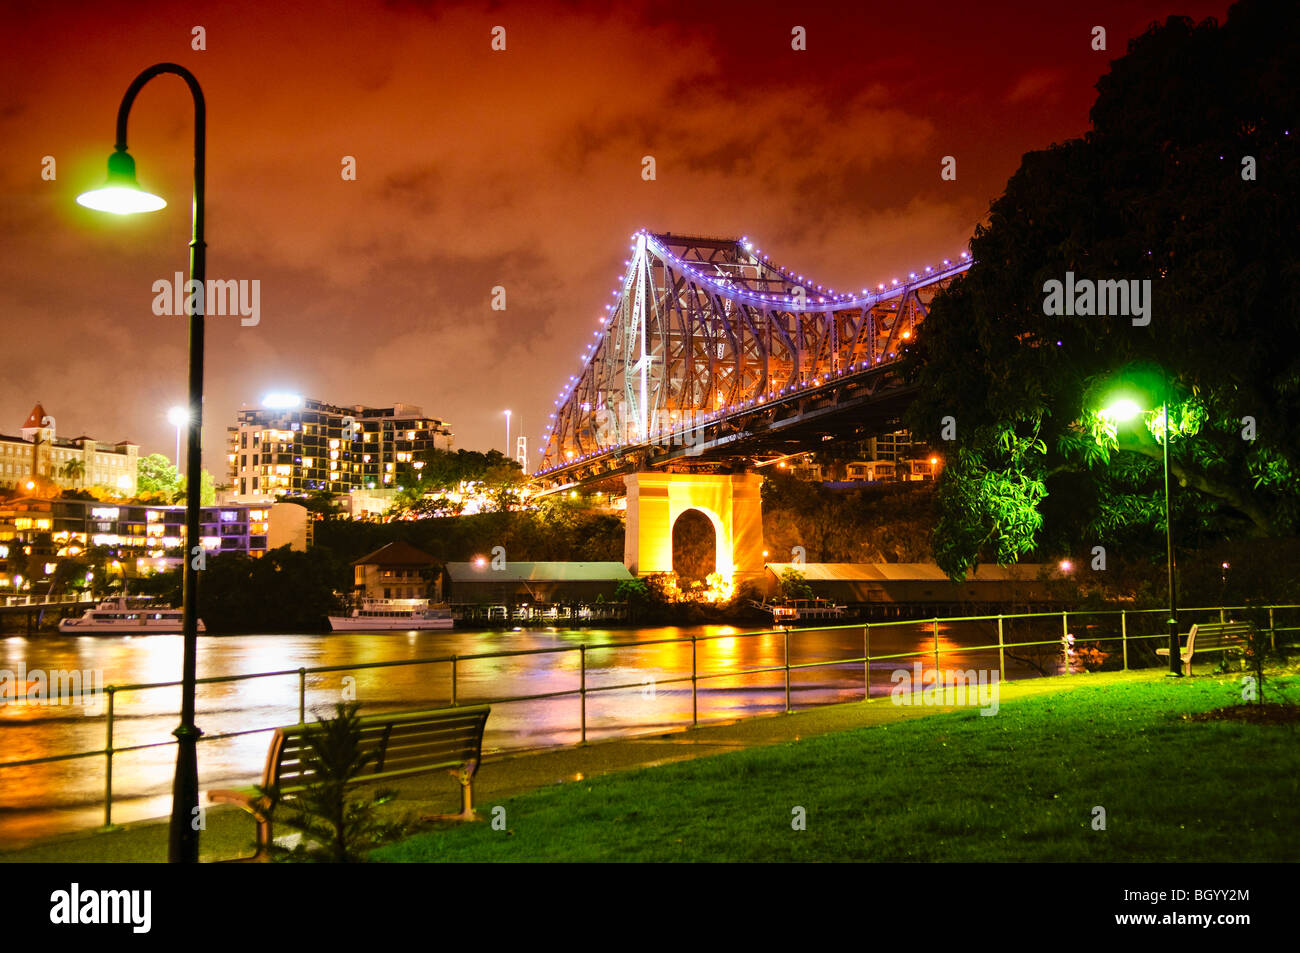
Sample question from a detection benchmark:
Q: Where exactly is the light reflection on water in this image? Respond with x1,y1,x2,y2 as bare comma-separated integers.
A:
0,619,1069,845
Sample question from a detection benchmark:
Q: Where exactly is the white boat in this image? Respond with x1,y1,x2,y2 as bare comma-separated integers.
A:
328,598,455,631
767,598,848,622
58,597,205,634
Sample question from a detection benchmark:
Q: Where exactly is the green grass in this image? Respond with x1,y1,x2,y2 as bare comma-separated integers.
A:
373,672,1300,862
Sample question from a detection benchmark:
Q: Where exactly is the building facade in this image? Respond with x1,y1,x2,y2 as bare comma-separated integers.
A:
226,396,453,502
0,403,138,495
0,497,310,587
350,541,438,601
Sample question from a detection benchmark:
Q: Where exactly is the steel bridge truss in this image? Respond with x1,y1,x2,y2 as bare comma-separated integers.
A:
538,230,970,480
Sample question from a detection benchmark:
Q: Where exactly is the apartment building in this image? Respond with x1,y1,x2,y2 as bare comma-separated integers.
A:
226,395,453,503
0,497,310,584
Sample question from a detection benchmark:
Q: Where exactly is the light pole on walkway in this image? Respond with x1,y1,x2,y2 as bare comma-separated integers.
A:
78,62,208,862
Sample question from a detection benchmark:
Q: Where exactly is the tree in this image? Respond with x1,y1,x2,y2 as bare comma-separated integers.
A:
137,453,181,497
778,568,814,601
59,458,86,487
176,469,217,506
904,2,1300,579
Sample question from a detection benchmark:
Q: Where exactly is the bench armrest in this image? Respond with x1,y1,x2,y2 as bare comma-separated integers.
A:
208,788,271,819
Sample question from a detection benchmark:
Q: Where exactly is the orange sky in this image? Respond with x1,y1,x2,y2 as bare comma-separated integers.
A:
1,0,1228,471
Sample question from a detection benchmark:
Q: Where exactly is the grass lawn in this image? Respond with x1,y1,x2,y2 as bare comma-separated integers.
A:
373,670,1300,862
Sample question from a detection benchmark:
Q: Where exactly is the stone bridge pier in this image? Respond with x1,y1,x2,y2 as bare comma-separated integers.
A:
622,472,765,585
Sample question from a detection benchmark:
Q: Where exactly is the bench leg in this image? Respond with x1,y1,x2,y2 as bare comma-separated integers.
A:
458,776,475,820
253,812,274,861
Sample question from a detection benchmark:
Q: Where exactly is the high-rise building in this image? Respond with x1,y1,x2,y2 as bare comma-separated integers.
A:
226,395,453,502
0,403,138,495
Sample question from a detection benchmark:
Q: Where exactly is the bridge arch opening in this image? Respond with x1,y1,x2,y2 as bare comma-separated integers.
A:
671,506,722,585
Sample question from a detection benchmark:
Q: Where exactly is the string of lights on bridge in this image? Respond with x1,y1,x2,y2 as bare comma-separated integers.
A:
537,228,972,475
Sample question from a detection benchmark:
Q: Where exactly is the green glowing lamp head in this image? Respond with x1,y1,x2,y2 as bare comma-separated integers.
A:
76,150,166,214
1100,396,1143,423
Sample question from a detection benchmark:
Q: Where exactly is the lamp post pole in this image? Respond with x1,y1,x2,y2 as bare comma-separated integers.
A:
1163,397,1181,676
111,63,207,861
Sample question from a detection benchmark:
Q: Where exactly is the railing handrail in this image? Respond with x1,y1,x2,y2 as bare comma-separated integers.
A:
31,601,1296,697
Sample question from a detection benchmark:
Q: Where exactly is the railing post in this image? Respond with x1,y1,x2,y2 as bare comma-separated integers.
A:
451,655,458,706
997,615,1005,679
932,617,940,679
1121,610,1128,671
579,644,587,745
691,634,698,728
297,668,306,724
99,686,120,832
1269,607,1276,652
1061,611,1070,675
784,627,792,713
864,623,871,700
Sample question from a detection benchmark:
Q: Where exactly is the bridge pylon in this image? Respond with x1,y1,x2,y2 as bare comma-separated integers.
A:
623,471,765,586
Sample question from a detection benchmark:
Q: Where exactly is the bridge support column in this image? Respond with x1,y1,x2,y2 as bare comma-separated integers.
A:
623,472,766,586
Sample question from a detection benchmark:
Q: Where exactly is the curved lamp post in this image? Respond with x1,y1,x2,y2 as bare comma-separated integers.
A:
1100,379,1181,677
78,62,206,862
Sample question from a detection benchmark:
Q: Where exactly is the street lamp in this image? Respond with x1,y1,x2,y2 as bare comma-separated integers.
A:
1100,381,1181,677
167,406,189,468
504,409,512,457
77,63,207,862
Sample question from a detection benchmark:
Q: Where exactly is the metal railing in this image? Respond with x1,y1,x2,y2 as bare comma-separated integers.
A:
0,601,1294,833
0,593,91,607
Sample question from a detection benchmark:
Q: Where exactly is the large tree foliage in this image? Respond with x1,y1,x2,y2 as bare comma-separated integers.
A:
905,2,1300,579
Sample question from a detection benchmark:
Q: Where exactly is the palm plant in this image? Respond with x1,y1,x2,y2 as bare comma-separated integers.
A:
59,457,86,487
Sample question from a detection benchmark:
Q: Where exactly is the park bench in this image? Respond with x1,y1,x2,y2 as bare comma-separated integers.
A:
1155,621,1254,676
208,704,491,860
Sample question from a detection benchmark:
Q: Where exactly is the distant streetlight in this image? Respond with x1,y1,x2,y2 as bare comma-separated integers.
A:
77,62,208,862
1100,379,1180,677
167,406,189,468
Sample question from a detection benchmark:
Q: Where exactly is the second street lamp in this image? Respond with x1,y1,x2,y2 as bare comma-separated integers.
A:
1100,385,1182,677
167,405,189,469
77,62,207,862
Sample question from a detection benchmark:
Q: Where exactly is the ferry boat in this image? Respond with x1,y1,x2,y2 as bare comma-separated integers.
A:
328,598,455,631
58,597,205,634
763,598,848,623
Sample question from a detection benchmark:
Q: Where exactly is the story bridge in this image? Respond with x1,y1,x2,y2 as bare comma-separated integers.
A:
536,230,971,487
533,229,972,582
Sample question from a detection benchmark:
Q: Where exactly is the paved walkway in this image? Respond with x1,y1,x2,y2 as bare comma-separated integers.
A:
0,669,1161,862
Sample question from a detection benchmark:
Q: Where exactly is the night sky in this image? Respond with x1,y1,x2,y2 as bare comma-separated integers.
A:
1,0,1227,473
